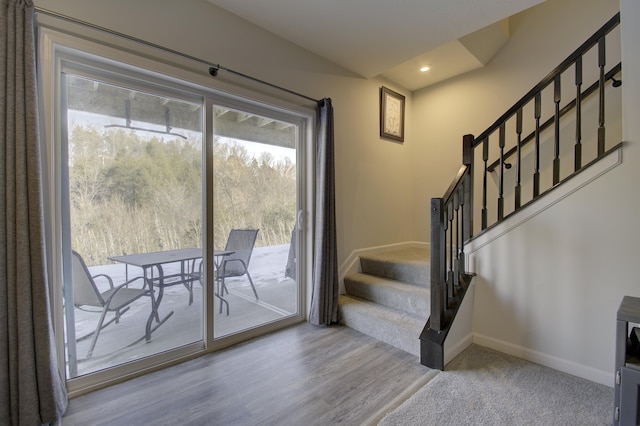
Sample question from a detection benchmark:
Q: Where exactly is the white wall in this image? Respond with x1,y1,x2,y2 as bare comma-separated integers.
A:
33,0,419,268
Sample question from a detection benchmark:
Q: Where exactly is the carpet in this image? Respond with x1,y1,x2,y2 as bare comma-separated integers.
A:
379,344,613,425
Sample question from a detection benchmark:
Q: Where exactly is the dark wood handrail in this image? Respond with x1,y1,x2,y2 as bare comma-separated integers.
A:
472,13,620,149
487,62,622,172
442,165,468,203
443,133,474,205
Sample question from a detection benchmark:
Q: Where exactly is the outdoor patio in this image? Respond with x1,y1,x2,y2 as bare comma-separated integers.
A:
69,244,297,377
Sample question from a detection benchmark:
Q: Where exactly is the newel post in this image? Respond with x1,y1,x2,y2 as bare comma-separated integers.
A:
430,197,445,331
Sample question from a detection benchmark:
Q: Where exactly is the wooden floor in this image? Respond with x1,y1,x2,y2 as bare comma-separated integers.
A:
60,323,433,425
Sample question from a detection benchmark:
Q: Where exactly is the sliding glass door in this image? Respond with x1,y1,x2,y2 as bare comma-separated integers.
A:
61,73,205,378
210,105,300,339
40,28,309,392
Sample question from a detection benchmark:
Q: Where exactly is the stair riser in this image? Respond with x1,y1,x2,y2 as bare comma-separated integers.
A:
344,277,429,318
338,295,421,357
338,248,430,358
360,258,429,287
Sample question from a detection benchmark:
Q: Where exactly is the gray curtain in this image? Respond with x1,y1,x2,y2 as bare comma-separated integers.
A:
309,98,338,325
1,1,68,424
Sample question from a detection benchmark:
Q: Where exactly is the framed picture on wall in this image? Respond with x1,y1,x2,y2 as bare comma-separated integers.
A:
380,86,405,142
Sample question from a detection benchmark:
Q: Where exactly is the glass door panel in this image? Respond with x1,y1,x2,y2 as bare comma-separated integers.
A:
62,74,204,378
211,106,299,338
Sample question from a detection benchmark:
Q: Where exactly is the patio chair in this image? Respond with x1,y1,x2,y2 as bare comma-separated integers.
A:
285,225,296,280
72,250,150,359
217,229,260,305
187,229,259,313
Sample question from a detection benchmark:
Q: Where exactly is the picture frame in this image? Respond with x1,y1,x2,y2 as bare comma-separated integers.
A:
380,86,405,142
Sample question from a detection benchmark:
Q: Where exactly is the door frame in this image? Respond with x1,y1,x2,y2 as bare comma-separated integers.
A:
37,22,314,397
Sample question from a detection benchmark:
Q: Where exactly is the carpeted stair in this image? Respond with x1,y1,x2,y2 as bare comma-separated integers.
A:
338,247,430,357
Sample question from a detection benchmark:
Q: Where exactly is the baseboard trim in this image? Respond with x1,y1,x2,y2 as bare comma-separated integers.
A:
444,333,473,366
338,241,429,294
473,333,613,387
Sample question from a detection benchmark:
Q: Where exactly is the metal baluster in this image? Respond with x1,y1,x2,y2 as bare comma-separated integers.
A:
597,36,606,155
533,92,541,197
553,75,561,185
462,134,474,242
453,191,460,290
444,207,450,308
482,137,488,230
458,185,466,274
515,107,523,209
447,202,454,299
443,206,449,307
575,56,583,171
498,123,505,221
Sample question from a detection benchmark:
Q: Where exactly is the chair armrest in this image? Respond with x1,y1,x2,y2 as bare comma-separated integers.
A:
123,276,148,290
222,259,248,268
92,273,114,289
102,277,150,307
221,258,248,275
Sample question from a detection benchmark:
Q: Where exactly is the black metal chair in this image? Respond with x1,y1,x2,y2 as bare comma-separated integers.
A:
71,250,149,359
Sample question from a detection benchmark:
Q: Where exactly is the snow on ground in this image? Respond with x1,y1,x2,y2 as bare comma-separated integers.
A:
69,244,297,377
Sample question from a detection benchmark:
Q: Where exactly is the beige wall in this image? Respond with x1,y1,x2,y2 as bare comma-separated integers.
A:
411,0,621,240
34,0,618,264
34,0,419,268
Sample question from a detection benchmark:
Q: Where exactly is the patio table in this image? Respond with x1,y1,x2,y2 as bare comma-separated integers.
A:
109,248,203,342
213,250,234,315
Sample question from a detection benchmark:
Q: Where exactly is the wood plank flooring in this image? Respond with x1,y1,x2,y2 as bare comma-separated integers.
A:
60,323,433,426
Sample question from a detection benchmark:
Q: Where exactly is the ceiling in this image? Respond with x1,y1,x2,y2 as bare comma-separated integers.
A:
206,0,547,91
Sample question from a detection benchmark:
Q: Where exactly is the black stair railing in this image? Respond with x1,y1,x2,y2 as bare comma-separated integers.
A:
421,13,621,369
429,135,474,332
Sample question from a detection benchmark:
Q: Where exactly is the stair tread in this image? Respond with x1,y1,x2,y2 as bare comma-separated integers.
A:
338,294,424,356
339,294,426,320
360,247,429,265
344,272,429,317
345,272,430,290
359,247,430,287
338,247,431,358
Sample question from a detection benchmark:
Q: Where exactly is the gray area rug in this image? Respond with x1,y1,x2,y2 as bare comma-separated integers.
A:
379,344,613,425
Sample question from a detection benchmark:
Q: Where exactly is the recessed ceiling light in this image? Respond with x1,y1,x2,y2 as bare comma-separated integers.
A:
420,66,430,72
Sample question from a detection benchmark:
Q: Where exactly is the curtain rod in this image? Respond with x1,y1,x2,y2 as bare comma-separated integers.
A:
207,65,320,104
33,7,322,105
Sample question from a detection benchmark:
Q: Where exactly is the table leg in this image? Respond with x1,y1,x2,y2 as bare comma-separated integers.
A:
214,277,229,316
184,259,199,306
144,264,174,341
213,255,230,315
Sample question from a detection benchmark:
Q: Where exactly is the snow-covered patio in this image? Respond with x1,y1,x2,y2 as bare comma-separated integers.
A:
69,244,297,377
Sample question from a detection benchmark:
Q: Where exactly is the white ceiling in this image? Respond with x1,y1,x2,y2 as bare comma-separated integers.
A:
206,0,547,91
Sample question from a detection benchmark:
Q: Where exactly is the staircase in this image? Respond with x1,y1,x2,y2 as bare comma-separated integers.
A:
338,247,430,357
421,13,621,370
